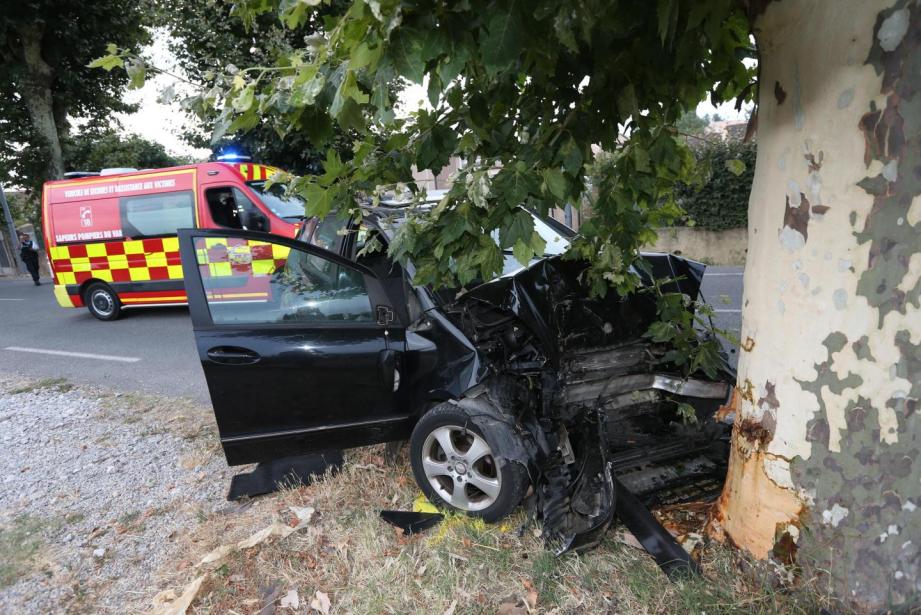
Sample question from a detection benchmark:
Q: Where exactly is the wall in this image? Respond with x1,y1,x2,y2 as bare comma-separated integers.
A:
645,226,747,265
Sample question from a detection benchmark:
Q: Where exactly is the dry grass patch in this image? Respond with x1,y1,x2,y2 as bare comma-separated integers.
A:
145,445,843,614
7,376,73,395
0,514,49,588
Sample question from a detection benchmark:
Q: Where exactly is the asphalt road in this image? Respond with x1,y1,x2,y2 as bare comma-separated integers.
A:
0,276,207,401
0,266,743,402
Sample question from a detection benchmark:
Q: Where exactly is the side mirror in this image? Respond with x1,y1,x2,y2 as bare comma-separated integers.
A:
244,211,268,231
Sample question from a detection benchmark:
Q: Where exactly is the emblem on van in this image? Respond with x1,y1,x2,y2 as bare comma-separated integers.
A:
79,206,93,228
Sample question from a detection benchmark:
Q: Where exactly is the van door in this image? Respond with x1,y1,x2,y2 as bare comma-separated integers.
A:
177,228,410,465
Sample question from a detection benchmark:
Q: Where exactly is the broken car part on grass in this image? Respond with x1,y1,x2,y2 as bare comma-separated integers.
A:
179,200,734,576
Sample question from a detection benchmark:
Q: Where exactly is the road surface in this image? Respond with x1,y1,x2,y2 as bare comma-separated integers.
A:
0,266,744,402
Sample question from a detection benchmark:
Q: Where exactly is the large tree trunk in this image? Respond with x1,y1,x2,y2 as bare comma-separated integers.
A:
18,23,64,181
710,0,921,610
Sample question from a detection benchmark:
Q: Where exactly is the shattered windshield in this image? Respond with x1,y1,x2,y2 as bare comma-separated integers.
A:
247,181,306,219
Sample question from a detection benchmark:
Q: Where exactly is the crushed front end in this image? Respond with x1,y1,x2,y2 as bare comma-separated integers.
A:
444,254,734,567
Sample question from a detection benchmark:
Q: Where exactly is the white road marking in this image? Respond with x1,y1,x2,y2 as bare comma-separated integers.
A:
4,346,141,363
712,309,742,313
0,298,25,301
704,272,744,277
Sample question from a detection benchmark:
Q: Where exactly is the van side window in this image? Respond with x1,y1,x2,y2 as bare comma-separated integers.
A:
205,187,268,232
120,191,195,239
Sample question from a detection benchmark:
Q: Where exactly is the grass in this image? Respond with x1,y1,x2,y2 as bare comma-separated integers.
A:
145,446,844,615
0,515,48,588
8,377,73,394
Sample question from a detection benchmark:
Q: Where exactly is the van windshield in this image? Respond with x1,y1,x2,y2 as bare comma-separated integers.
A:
247,181,306,220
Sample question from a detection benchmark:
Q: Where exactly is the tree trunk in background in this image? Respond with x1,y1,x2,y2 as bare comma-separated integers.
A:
18,23,64,181
710,0,921,609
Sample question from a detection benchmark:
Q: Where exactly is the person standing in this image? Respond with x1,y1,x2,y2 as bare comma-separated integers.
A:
19,233,40,285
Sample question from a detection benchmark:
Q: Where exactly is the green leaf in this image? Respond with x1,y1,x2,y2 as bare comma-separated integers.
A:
481,6,522,76
725,158,746,176
87,54,123,71
542,168,567,200
561,139,583,176
232,86,255,113
351,42,379,69
495,164,537,206
304,183,336,218
512,238,532,266
674,402,699,425
371,83,394,123
509,231,544,266
125,60,146,89
657,0,678,45
616,84,638,119
417,124,458,174
440,211,469,243
389,28,431,83
499,210,533,249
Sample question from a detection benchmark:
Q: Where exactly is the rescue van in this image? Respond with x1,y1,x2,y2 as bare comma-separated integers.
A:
42,161,310,320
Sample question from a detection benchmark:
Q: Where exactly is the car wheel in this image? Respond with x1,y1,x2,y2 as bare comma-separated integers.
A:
84,282,122,321
410,403,529,523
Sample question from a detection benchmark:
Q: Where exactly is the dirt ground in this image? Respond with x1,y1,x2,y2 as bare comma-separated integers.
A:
0,376,842,614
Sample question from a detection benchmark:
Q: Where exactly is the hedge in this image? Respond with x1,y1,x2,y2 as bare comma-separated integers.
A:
674,140,756,231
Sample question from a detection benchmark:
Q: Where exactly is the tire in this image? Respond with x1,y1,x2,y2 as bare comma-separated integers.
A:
84,282,122,321
410,403,529,523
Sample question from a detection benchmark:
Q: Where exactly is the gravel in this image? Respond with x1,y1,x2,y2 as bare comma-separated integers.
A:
0,378,237,613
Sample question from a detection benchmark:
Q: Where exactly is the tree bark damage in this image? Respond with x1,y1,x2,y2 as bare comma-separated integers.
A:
17,22,64,181
711,0,920,609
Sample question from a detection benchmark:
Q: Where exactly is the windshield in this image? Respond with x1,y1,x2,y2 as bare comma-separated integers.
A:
375,208,572,279
247,181,306,219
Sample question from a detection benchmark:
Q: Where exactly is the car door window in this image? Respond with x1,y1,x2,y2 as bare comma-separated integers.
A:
205,187,268,231
193,235,373,325
309,214,344,252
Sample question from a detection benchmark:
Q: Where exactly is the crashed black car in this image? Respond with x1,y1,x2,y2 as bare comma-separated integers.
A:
177,197,734,559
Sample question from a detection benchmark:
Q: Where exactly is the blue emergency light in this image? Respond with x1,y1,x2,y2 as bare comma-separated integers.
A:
216,152,252,162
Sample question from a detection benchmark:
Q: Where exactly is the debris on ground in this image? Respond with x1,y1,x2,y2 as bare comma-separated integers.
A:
379,510,444,535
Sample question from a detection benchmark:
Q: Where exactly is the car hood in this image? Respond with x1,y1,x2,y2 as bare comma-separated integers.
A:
449,253,706,368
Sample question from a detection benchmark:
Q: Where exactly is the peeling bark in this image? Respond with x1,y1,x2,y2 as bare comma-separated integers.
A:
715,0,921,610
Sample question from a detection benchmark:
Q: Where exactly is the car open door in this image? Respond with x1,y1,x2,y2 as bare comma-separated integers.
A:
178,228,410,465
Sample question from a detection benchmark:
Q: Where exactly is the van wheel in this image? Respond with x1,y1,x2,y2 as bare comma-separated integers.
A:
84,282,121,321
410,403,528,523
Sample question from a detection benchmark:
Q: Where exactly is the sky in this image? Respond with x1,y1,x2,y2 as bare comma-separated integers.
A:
120,29,753,160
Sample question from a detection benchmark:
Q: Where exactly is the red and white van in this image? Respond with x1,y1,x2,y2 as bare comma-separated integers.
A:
42,161,311,320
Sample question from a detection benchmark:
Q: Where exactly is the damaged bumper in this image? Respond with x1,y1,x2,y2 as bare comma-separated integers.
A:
444,253,735,572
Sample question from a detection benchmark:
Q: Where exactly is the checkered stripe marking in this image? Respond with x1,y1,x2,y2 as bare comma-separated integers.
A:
49,237,182,286
235,164,281,181
194,237,290,278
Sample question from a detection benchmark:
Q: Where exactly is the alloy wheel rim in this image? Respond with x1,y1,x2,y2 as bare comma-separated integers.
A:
421,425,501,512
92,290,114,316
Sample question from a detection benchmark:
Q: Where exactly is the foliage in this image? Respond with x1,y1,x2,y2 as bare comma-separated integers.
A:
97,0,755,377
674,139,756,231
675,111,710,137
64,127,191,172
151,0,359,174
2,129,188,239
0,0,153,188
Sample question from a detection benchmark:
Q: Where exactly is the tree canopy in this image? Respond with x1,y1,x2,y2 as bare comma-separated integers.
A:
0,0,152,187
154,0,356,174
99,0,755,375
102,1,755,289
2,128,189,239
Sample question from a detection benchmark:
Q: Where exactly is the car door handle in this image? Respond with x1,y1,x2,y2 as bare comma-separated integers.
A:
207,346,261,365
